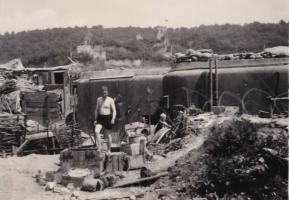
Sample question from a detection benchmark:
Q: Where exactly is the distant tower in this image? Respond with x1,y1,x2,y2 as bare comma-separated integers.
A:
156,26,170,53
136,33,143,41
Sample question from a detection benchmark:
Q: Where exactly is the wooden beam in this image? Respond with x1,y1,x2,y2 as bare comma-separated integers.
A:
112,171,168,188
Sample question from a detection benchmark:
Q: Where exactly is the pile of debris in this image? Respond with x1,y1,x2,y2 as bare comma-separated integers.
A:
153,117,288,200
0,72,42,114
174,46,289,63
31,111,194,196
0,69,65,156
1,73,25,150
147,108,200,156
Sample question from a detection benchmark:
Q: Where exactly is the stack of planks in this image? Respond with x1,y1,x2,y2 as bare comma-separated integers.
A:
22,91,61,124
0,114,25,153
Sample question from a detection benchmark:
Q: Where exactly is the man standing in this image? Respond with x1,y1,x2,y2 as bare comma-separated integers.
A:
94,86,116,152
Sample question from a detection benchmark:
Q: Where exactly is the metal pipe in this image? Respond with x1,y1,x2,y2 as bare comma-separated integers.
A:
214,57,218,106
209,58,213,111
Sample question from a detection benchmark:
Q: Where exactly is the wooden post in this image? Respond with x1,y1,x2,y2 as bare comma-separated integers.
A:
23,114,27,140
209,58,213,111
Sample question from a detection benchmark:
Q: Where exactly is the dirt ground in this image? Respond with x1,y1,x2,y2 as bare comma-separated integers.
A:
0,129,206,200
0,113,287,200
0,154,150,200
0,154,60,200
0,135,205,200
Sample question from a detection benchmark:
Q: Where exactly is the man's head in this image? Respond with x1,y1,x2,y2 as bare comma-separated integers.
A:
160,113,166,122
101,86,108,98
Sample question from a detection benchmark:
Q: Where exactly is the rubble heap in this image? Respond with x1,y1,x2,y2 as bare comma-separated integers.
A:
148,110,202,156
154,118,288,200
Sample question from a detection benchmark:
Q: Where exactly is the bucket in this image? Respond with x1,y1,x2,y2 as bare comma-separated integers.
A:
82,177,104,192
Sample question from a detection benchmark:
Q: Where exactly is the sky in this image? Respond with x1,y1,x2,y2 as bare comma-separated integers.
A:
0,0,288,33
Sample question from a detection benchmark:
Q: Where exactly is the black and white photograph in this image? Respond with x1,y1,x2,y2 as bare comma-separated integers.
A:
0,0,288,199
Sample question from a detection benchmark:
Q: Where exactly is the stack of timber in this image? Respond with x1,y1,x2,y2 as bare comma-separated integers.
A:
0,114,26,153
22,91,61,124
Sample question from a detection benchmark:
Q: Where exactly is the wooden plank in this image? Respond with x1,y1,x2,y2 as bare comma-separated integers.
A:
26,131,54,140
15,139,30,155
112,172,168,188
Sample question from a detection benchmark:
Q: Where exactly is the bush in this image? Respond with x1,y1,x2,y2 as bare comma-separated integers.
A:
169,119,288,200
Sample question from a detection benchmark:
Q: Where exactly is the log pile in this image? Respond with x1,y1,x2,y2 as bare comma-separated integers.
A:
0,114,25,153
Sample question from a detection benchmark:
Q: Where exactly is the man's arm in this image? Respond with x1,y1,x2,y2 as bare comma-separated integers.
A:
110,98,117,124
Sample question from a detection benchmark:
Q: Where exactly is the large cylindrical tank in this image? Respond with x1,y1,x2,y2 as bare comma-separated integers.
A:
164,59,288,114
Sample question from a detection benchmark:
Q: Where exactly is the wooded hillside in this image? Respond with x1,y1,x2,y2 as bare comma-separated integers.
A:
0,21,288,67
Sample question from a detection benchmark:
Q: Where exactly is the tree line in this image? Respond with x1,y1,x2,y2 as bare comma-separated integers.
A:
0,21,288,67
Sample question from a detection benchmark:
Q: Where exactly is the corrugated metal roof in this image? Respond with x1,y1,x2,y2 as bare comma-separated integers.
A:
25,64,74,72
79,67,170,80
